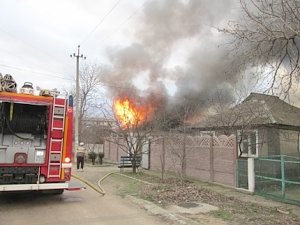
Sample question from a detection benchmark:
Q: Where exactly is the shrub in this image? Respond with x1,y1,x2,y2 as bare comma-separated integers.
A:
98,152,104,165
88,151,97,165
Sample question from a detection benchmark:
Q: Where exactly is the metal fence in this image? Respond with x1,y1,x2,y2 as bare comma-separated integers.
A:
254,155,300,205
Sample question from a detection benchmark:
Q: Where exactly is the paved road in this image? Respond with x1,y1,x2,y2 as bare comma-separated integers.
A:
0,165,170,225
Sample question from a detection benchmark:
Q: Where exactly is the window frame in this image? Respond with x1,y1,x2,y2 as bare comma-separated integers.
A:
237,129,258,158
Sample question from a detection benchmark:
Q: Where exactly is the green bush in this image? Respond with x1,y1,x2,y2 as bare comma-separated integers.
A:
88,152,97,165
98,152,104,165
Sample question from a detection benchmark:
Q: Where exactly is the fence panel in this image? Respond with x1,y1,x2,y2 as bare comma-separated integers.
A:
185,135,211,182
255,155,300,206
104,134,237,188
213,135,236,186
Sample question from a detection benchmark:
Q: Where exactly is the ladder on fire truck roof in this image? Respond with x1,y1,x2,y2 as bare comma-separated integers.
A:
47,95,67,179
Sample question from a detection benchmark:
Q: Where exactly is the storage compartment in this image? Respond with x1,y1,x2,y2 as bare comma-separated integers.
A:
0,102,49,164
0,102,49,136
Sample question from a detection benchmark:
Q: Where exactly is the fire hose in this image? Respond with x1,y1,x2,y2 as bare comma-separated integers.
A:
71,172,153,196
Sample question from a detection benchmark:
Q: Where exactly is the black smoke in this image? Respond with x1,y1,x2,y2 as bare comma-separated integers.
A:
103,0,243,127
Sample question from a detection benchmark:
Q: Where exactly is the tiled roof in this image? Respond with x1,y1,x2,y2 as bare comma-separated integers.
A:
192,93,300,129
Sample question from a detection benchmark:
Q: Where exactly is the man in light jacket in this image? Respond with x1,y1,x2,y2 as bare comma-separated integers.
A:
76,142,86,171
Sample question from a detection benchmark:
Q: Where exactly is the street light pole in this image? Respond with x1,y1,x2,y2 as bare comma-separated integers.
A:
70,45,86,158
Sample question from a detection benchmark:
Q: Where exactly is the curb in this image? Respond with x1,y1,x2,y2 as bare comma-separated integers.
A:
126,195,200,225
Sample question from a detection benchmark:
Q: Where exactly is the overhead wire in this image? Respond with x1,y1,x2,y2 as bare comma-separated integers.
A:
80,0,122,46
0,1,147,85
79,0,165,95
0,1,162,97
0,62,165,98
0,63,164,97
0,0,122,80
0,27,59,60
79,0,149,50
0,63,74,81
0,27,72,81
100,1,146,42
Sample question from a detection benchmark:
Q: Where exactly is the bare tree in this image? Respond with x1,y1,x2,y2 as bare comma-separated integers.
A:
221,0,300,99
160,137,166,180
74,63,103,141
164,133,186,183
103,96,159,174
204,90,249,134
80,120,109,145
157,100,200,182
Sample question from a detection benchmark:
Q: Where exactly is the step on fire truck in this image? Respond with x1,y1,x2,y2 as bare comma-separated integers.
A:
0,74,78,193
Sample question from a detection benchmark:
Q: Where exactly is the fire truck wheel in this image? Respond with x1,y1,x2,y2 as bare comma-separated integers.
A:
52,189,64,195
41,189,64,195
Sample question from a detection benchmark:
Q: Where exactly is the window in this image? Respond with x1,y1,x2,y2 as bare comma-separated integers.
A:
237,130,258,157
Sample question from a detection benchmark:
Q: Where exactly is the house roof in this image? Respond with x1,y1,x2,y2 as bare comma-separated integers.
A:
192,92,300,130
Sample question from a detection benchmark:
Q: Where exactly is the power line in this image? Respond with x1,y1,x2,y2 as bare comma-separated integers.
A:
0,27,72,81
80,0,122,45
95,0,148,43
0,1,146,85
0,63,131,92
0,26,60,61
0,63,74,81
0,62,175,100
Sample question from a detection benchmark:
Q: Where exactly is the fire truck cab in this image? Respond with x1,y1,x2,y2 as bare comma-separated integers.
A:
0,88,74,193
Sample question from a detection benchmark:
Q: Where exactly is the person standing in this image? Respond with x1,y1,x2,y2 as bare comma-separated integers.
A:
76,142,86,171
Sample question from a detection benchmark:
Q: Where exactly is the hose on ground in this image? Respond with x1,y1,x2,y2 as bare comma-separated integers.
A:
72,171,153,196
71,174,105,195
115,173,153,186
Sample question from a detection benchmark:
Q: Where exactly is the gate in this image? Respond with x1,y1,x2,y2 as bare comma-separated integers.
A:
255,155,300,205
141,141,149,169
236,158,248,189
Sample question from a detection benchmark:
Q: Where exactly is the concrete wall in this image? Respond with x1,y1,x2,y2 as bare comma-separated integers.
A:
259,128,300,157
104,140,127,163
104,134,237,187
279,129,300,156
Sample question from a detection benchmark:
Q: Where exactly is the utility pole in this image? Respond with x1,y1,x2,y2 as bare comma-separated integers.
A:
70,45,86,159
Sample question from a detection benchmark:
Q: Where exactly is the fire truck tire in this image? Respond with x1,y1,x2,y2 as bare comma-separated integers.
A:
52,189,64,195
41,189,64,195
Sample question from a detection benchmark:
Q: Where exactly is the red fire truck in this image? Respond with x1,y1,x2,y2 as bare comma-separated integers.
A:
0,82,75,193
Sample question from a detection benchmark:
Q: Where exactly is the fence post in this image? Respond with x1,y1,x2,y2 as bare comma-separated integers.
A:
147,140,151,170
182,134,187,177
108,141,111,160
117,143,119,162
281,155,285,197
210,134,214,182
248,157,255,192
161,136,166,179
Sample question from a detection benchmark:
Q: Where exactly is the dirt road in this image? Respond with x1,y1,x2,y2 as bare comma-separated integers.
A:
0,165,171,225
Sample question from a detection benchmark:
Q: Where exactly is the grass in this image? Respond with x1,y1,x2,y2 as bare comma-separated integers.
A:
209,210,234,221
104,170,300,225
110,173,145,198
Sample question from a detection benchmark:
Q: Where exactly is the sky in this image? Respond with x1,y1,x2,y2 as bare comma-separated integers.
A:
0,0,146,91
2,0,294,113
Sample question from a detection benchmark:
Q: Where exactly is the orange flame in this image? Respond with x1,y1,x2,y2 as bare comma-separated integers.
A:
113,97,152,128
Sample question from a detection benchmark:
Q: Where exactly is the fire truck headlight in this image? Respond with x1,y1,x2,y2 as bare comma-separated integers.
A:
64,157,71,163
35,150,45,163
39,175,46,183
